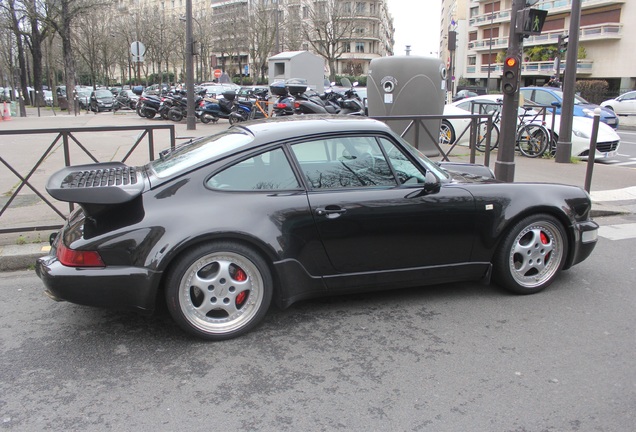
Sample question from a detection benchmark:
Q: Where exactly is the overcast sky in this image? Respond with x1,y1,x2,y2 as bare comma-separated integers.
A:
387,0,442,57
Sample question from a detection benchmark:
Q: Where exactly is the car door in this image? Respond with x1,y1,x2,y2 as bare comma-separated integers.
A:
289,135,476,276
617,92,636,115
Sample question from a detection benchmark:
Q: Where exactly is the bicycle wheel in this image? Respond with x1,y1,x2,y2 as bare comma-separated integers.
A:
517,124,549,158
476,121,499,152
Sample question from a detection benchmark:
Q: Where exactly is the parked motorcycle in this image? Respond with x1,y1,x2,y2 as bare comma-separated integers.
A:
136,95,162,119
195,91,253,124
269,82,295,117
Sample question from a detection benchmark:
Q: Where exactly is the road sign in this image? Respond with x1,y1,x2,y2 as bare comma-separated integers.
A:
130,41,146,57
213,69,222,79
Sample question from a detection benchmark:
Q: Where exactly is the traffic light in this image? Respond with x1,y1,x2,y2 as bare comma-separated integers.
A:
516,8,548,36
558,35,569,53
502,56,520,95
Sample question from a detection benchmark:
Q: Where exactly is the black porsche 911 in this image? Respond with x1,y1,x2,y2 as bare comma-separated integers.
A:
36,116,599,340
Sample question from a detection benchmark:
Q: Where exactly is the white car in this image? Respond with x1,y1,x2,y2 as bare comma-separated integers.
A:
442,94,621,159
601,91,636,115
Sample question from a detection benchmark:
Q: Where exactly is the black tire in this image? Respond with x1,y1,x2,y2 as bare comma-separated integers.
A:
494,214,568,295
144,109,156,119
517,124,549,158
168,109,183,122
439,120,456,145
165,241,273,340
136,104,145,117
476,121,499,152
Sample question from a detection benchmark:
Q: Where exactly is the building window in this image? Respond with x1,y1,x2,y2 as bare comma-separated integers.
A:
356,42,365,53
302,6,308,19
343,42,351,52
468,56,476,66
356,2,365,14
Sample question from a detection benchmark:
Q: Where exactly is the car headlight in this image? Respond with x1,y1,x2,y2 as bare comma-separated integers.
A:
572,128,589,138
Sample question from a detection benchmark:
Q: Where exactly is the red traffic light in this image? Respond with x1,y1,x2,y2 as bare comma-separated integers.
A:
505,57,517,68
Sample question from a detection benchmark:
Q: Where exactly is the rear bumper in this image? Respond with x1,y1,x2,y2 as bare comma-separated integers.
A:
36,254,162,312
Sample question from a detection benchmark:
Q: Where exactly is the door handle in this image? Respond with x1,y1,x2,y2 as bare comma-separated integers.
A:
315,206,347,218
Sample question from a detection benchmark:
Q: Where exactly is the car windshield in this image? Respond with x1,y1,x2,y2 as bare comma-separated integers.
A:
95,90,112,97
150,129,254,178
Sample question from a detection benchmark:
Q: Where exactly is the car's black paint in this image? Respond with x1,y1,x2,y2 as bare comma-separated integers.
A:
37,116,598,332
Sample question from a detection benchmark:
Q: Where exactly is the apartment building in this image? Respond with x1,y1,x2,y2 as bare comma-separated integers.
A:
441,0,634,94
123,0,394,80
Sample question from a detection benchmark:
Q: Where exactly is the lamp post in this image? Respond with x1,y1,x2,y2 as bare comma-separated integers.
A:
185,0,196,130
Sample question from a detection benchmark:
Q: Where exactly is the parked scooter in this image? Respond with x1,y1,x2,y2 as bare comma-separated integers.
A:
136,94,162,119
195,91,253,124
269,82,295,117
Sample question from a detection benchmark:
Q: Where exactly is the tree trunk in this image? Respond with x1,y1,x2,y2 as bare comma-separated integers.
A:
61,1,77,115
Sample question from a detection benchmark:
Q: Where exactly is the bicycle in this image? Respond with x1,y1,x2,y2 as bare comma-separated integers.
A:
475,105,550,158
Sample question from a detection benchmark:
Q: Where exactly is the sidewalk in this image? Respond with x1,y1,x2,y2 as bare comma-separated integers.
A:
1,107,635,271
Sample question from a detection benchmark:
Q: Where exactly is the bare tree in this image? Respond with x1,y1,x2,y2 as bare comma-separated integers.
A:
247,1,279,84
1,0,30,114
301,0,358,82
45,0,107,113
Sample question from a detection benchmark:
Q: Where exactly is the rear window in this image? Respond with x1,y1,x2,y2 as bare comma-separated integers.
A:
150,129,253,178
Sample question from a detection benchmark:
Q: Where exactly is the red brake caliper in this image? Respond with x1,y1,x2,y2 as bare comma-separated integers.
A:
540,231,551,263
234,267,248,307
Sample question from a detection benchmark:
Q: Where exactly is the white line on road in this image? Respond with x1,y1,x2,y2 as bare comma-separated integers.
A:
599,223,636,241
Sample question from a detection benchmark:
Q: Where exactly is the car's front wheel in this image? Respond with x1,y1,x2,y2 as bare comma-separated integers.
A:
494,214,568,294
165,242,272,340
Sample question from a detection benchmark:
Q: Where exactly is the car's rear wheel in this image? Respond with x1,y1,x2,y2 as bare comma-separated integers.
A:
165,242,272,340
494,214,568,294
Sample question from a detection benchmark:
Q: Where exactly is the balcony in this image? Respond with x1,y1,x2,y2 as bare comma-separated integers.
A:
471,0,625,27
468,23,622,52
467,59,594,77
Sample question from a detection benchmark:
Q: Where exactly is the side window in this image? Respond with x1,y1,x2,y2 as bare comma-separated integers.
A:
207,147,299,191
378,138,427,185
533,90,558,106
291,136,397,189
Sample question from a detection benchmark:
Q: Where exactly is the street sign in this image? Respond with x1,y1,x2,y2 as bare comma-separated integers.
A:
213,69,222,79
130,41,146,57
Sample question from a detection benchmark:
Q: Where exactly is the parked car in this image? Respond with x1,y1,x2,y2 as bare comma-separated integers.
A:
43,90,53,106
520,87,619,129
442,94,621,159
76,89,92,110
452,89,478,102
89,89,115,112
114,89,139,110
601,90,636,115
37,116,598,340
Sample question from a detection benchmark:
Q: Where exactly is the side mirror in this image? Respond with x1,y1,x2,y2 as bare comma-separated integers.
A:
424,171,441,194
551,101,562,108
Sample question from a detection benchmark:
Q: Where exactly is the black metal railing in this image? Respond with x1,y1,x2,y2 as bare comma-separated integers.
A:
0,125,176,234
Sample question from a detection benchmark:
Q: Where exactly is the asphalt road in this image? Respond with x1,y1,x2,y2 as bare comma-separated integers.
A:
1,214,634,431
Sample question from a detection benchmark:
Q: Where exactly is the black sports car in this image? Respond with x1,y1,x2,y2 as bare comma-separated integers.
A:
36,116,599,340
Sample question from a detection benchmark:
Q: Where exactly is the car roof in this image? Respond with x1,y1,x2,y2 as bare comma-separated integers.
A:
233,115,393,146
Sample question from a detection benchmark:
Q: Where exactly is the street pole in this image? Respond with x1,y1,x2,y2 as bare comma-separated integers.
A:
555,0,581,163
185,0,196,131
494,0,523,183
486,1,495,90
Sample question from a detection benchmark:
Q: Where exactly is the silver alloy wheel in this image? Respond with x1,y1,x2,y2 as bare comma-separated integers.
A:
178,251,265,335
507,220,564,289
439,121,454,145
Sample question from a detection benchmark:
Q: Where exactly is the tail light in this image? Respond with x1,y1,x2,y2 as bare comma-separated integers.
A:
57,243,105,267
275,103,288,109
294,102,301,109
199,101,205,107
